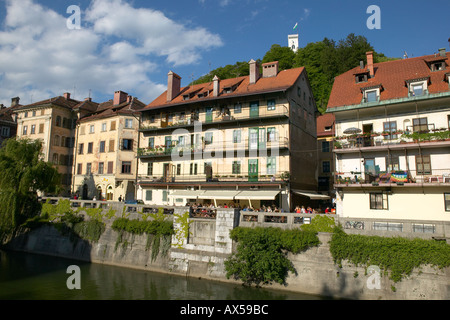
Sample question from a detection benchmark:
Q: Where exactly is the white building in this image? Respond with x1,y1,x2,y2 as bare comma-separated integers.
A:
327,49,450,222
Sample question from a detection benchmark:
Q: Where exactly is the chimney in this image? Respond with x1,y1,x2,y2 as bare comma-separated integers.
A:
366,51,374,77
249,59,260,84
64,92,71,100
167,71,181,102
213,75,220,97
114,90,128,105
438,48,446,57
262,61,279,78
11,97,20,107
360,61,364,69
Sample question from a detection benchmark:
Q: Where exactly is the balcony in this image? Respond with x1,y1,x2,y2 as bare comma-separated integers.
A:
334,168,450,187
138,170,290,185
140,105,289,132
137,137,289,159
334,129,450,152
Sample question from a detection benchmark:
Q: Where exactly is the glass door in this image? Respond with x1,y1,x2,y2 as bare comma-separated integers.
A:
248,159,258,182
205,107,213,123
250,101,259,118
249,128,258,150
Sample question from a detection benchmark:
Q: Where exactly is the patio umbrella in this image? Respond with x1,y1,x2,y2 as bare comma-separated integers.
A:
343,127,362,135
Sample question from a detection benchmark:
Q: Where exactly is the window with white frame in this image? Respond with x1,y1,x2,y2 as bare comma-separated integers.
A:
365,89,378,102
125,118,133,128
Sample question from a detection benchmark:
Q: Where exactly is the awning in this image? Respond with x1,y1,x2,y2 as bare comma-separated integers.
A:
235,190,280,200
292,190,330,200
169,190,205,198
197,190,240,200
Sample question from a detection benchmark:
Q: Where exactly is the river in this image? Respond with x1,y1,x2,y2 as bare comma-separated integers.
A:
0,250,324,300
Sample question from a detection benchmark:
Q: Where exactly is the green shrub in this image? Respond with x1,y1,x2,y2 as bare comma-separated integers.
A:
225,227,320,287
329,226,450,283
301,215,335,233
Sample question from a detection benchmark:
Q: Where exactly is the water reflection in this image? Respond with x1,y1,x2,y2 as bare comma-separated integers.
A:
0,250,322,300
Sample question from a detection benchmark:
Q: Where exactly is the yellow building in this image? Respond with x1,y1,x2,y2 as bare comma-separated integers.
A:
73,91,145,201
12,93,85,195
137,60,320,211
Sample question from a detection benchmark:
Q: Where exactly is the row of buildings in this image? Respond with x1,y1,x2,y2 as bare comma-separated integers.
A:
2,43,449,221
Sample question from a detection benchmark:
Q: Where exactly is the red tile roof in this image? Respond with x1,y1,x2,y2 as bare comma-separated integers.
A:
143,67,306,110
317,113,335,137
327,52,450,110
78,97,145,123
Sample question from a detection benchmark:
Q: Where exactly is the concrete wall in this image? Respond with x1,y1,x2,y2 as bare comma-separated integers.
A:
3,203,449,300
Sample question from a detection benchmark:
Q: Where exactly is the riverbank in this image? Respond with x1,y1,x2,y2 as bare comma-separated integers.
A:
2,202,449,300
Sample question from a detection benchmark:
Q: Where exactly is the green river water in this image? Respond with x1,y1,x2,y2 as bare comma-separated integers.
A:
0,250,324,300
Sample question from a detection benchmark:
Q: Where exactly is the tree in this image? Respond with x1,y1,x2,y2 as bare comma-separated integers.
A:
261,44,295,71
0,138,61,237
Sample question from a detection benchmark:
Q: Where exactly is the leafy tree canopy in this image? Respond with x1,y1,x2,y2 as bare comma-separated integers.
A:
193,33,398,114
0,138,61,237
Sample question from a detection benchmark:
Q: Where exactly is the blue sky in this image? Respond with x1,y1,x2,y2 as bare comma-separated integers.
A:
0,0,449,106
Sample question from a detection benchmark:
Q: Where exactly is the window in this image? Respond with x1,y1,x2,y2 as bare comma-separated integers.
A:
110,121,116,131
54,135,60,146
321,141,330,153
431,61,445,71
267,127,277,142
77,163,82,175
366,90,378,102
297,86,301,97
86,163,92,175
190,163,198,175
267,99,276,111
39,123,44,133
383,121,398,139
162,191,168,202
322,161,331,173
109,140,115,152
205,132,213,145
87,142,93,154
22,125,28,135
356,74,367,83
147,162,153,176
101,123,107,132
176,164,181,175
52,153,59,164
125,119,133,128
32,110,36,117
122,139,133,151
30,124,36,134
267,157,276,175
370,193,388,210
445,193,450,212
146,190,153,201
232,161,241,174
234,103,242,114
1,127,10,137
78,143,84,155
55,116,61,127
386,155,400,172
416,155,431,175
107,161,114,174
148,137,155,149
413,117,428,132
121,161,131,174
98,162,104,174
412,84,424,96
89,125,95,133
233,130,241,143
99,141,105,153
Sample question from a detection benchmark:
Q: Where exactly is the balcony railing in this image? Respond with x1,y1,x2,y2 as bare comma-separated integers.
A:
140,105,289,131
138,171,290,184
334,129,450,150
334,168,450,186
138,137,289,158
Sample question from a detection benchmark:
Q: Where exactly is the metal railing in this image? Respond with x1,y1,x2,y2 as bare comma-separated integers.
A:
138,137,289,158
334,169,450,186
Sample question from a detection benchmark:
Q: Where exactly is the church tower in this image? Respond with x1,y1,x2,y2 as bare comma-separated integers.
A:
288,34,299,53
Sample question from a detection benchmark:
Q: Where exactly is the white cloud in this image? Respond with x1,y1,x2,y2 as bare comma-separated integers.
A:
0,0,223,105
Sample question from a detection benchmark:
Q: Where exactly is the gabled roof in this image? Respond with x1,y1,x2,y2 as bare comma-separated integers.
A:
143,67,306,110
78,97,145,123
327,52,450,110
317,113,335,137
13,96,81,111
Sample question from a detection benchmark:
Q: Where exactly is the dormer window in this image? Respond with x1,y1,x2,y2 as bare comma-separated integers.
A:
356,73,368,83
406,78,429,97
431,61,445,71
361,85,381,103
